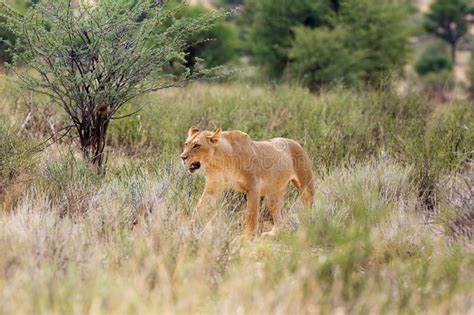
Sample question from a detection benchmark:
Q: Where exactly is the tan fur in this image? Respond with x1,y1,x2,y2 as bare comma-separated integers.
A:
181,127,315,238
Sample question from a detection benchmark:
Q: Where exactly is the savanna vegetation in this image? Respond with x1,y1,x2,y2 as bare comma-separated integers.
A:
0,0,473,314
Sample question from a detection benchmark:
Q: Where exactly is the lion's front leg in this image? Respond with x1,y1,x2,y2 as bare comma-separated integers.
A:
244,185,261,238
196,183,220,215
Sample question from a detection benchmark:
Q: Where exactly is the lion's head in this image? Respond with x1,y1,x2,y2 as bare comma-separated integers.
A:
180,126,222,173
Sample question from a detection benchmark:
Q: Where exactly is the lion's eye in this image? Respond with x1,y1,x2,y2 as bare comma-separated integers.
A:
192,143,201,149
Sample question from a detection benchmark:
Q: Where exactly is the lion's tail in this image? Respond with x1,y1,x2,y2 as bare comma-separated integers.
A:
289,140,315,206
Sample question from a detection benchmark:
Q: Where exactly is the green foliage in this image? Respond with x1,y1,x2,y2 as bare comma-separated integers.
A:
0,20,14,62
246,0,409,88
425,0,470,62
338,0,409,83
0,0,30,62
287,26,365,89
416,52,453,76
426,0,469,44
173,3,239,68
245,0,326,79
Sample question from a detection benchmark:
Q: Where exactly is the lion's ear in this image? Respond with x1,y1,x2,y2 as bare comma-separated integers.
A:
188,126,199,138
207,128,222,145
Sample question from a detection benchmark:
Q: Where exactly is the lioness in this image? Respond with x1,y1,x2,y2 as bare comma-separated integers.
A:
181,127,314,238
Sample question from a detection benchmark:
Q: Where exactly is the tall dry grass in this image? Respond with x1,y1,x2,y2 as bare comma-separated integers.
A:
0,81,473,314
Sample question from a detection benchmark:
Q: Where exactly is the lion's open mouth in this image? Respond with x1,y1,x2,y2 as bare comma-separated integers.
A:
188,161,201,173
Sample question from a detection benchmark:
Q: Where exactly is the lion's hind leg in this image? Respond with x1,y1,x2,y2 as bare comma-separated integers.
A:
291,177,313,206
288,141,315,206
261,190,284,238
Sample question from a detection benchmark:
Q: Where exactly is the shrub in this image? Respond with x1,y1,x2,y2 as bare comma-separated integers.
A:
287,26,365,90
0,20,15,63
245,0,325,79
0,0,31,63
1,0,227,169
177,4,239,68
338,0,409,84
246,0,409,87
416,53,453,76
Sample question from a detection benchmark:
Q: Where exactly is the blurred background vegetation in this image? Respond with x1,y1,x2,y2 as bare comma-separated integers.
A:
2,0,474,98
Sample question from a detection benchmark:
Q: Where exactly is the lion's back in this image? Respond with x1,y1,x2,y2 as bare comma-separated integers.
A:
221,130,253,153
223,130,251,142
211,130,313,196
222,132,306,161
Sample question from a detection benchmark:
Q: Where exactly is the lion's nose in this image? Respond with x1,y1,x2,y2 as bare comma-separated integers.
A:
181,155,188,161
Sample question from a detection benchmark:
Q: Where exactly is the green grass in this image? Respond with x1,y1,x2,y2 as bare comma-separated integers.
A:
0,80,473,314
108,83,472,170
